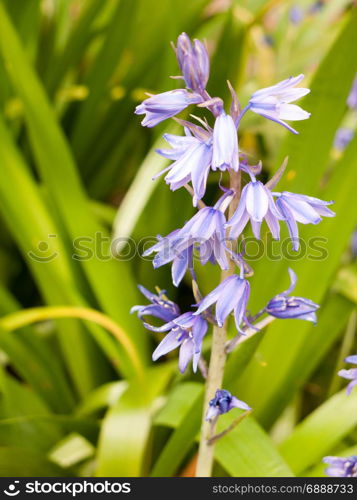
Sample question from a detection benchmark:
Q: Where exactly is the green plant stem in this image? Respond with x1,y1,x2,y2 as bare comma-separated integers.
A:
195,170,241,477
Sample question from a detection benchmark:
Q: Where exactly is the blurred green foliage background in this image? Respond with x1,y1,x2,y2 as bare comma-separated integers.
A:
0,0,356,477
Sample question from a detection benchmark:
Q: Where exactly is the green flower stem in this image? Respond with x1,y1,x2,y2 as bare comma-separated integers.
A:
195,170,241,477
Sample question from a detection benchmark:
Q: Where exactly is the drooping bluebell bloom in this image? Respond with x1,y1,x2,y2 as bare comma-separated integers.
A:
212,112,239,172
144,311,208,373
143,194,230,286
274,191,335,251
205,389,251,421
248,74,310,133
135,89,202,128
226,180,282,239
338,355,357,395
143,230,194,287
323,456,357,478
156,126,213,206
130,285,180,322
175,206,228,270
347,74,357,110
334,128,354,152
175,33,210,93
266,268,319,323
194,274,252,333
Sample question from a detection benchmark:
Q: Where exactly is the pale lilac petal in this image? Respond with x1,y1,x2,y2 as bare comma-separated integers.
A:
212,113,238,171
195,282,228,316
276,198,300,251
284,198,321,224
205,405,220,421
251,219,262,239
338,369,357,380
248,74,310,133
279,103,311,121
163,133,196,148
191,317,208,372
251,111,299,134
245,181,269,221
152,330,183,360
184,208,217,241
226,185,248,226
194,275,237,316
230,396,251,411
346,379,357,395
266,188,283,219
144,320,175,333
234,281,250,332
191,153,212,205
178,338,194,373
215,277,242,326
296,311,317,323
165,141,206,184
171,247,192,287
285,268,297,295
137,285,157,302
265,210,280,239
325,466,347,477
199,240,213,266
278,88,310,102
251,75,305,100
346,355,357,364
226,186,250,238
173,311,196,329
311,204,335,218
213,236,229,270
228,211,249,239
136,90,202,127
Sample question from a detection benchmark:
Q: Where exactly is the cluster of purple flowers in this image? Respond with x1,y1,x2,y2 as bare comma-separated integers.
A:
131,33,348,468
